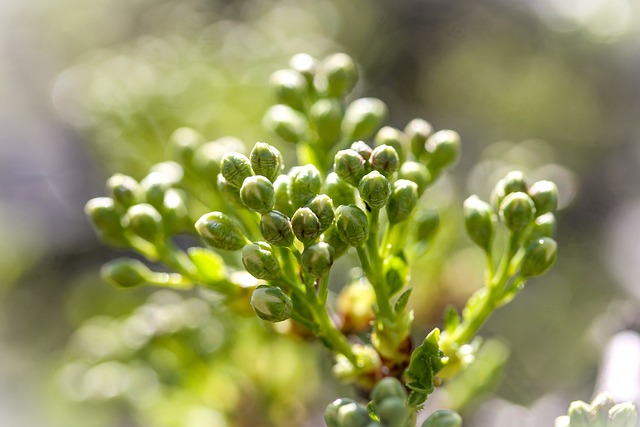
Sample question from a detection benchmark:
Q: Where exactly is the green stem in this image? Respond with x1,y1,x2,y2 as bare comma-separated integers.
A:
318,274,330,305
356,245,393,319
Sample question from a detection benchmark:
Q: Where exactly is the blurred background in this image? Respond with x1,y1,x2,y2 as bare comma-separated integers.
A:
1,0,640,426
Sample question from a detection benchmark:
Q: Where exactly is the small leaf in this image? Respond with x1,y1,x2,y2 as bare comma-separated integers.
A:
405,328,446,407
394,288,412,315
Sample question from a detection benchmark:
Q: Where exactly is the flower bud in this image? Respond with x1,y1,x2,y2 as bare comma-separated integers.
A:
425,130,460,172
195,211,249,251
370,144,400,178
260,210,294,247
337,278,376,333
289,53,318,83
106,174,144,209
358,171,391,209
126,203,163,243
240,175,276,214
250,142,283,182
242,242,281,280
377,397,409,427
416,210,440,242
315,53,358,98
386,180,419,224
325,172,357,206
217,175,244,207
528,180,558,216
308,194,335,233
609,402,638,427
325,398,357,427
273,174,294,217
334,149,367,187
375,126,406,162
568,401,596,427
499,192,536,232
250,285,292,322
336,402,371,427
371,377,408,406
301,242,334,276
289,164,322,208
491,171,529,209
220,152,254,188
85,197,125,239
193,137,244,180
521,237,557,277
398,161,431,195
269,69,308,111
322,225,351,259
310,99,343,145
161,189,188,232
528,212,556,241
101,258,151,288
335,205,369,247
169,127,204,165
263,104,309,143
291,207,321,245
421,410,462,427
140,172,171,210
342,98,388,141
405,118,433,159
350,141,373,161
463,195,496,251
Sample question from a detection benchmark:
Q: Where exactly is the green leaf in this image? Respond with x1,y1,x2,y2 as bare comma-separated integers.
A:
384,253,409,296
394,288,412,315
405,328,446,407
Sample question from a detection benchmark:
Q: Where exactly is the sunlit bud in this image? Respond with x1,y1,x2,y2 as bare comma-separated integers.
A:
568,401,596,427
193,137,244,180
528,212,556,241
169,127,205,165
337,402,372,427
85,197,123,235
250,285,292,322
398,161,431,195
161,189,188,232
491,171,529,209
416,210,440,242
195,211,249,251
217,175,244,207
106,174,144,209
315,53,358,98
350,141,373,161
335,205,369,247
325,398,357,427
140,172,171,210
260,210,294,247
358,171,391,209
289,164,322,208
405,118,433,159
377,397,409,427
499,192,536,232
375,126,406,162
301,242,334,276
371,377,408,405
101,258,151,288
386,180,419,224
269,69,308,111
150,161,183,186
337,278,375,333
242,242,281,280
324,172,357,206
263,104,309,143
126,203,163,243
240,175,276,214
308,194,335,233
291,207,321,245
250,142,284,182
289,53,319,83
342,98,388,141
609,403,639,427
322,225,351,259
528,180,558,216
425,130,460,172
521,237,557,277
310,99,343,145
220,152,254,188
273,174,294,217
370,144,400,178
421,410,463,427
463,195,496,251
334,149,367,187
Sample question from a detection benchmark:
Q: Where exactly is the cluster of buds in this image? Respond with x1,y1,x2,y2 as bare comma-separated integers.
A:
555,393,638,427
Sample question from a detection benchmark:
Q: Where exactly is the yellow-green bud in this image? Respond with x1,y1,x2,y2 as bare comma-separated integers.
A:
463,195,496,251
240,175,276,214
161,189,188,232
325,398,357,427
375,126,406,162
334,149,367,187
291,207,321,245
315,53,358,98
528,212,556,241
568,401,596,427
421,410,462,427
260,210,294,247
491,171,529,208
609,402,638,427
371,377,407,406
250,141,283,183
263,104,309,143
269,69,308,111
325,172,357,206
376,397,408,427
250,285,292,322
308,194,335,233
106,174,143,209
85,197,124,239
301,242,334,276
528,180,558,216
386,179,419,224
140,172,171,210
101,258,151,288
195,211,249,251
126,203,163,243
310,99,343,145
289,53,318,83
405,118,433,159
336,402,371,427
322,225,350,258
350,141,373,161
217,175,244,207
193,137,244,180
273,174,294,217
358,171,391,209
499,191,536,232
169,127,204,165
221,152,254,188
425,130,460,172
416,210,440,242
289,164,322,208
370,144,400,178
335,205,369,247
521,237,557,277
342,98,388,141
242,242,281,280
398,161,431,195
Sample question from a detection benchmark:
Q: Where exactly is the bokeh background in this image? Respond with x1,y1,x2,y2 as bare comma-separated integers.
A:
1,0,640,426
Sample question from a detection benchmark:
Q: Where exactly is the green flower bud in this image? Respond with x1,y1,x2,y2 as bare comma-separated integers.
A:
301,242,334,276
291,207,321,245
315,53,358,98
335,205,369,247
386,180,419,224
463,195,496,251
376,397,408,427
217,175,244,207
404,118,433,159
289,53,318,83
375,126,406,162
521,237,557,277
425,130,460,172
528,180,558,216
240,175,276,214
398,161,431,195
263,104,309,143
101,258,151,288
289,164,322,208
609,402,638,427
358,171,391,209
350,141,373,161
325,172,357,206
260,210,294,247
310,98,343,145
126,203,163,243
106,174,143,209
421,410,463,427
591,393,615,426
85,197,125,239
370,144,400,178
342,98,388,141
242,242,281,280
499,191,536,232
568,401,596,427
336,402,371,427
141,175,171,213
325,398,357,427
371,377,407,406
161,189,188,232
273,174,294,217
527,212,556,241
308,194,335,233
250,285,292,322
250,141,283,182
195,211,249,251
416,210,440,242
169,127,204,165
150,161,183,186
220,152,254,188
193,137,244,180
334,149,367,187
269,69,308,110
322,225,351,259
491,171,529,209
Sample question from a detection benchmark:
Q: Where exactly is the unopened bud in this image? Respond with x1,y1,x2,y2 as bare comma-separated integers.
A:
221,152,254,188
528,180,558,216
308,194,335,233
260,210,294,247
322,225,351,259
386,179,419,224
334,149,367,187
609,402,639,427
325,398,357,427
375,126,406,162
499,192,536,232
337,402,372,427
169,127,204,165
325,172,357,206
240,175,276,214
350,141,373,161
521,237,557,277
335,205,369,247
310,98,343,145
315,53,358,98
107,174,143,209
289,164,322,208
421,410,462,427
405,118,433,159
250,285,292,322
301,242,334,276
263,104,309,143
291,207,321,245
196,211,249,251
101,258,151,288
568,401,596,427
528,212,556,241
140,172,171,210
289,53,318,83
161,189,188,232
377,397,408,427
269,69,308,111
463,195,496,251
250,142,283,182
126,203,163,243
85,197,124,238
217,175,244,207
370,144,400,178
398,161,431,195
371,377,407,405
342,98,388,141
193,137,244,180
242,242,281,280
358,171,391,209
425,130,460,172
273,174,294,217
